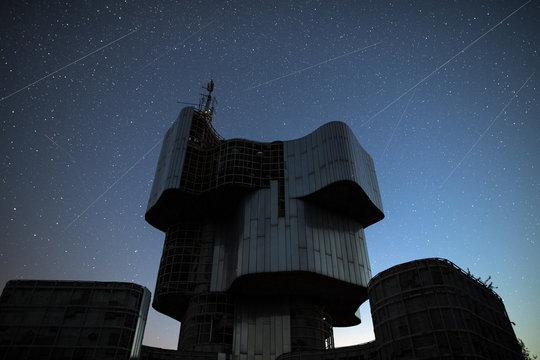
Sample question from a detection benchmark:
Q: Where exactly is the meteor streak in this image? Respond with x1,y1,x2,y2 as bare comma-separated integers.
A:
44,134,76,163
65,138,162,230
361,0,532,126
245,42,381,91
137,17,218,73
439,71,535,189
1,28,138,103
381,90,415,158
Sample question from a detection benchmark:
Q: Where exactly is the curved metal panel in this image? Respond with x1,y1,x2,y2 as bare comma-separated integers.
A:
146,107,193,214
284,121,383,227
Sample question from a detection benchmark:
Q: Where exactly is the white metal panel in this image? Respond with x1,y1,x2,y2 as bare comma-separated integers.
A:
264,218,271,271
270,224,279,272
278,218,286,272
249,219,258,273
270,181,278,224
289,216,300,270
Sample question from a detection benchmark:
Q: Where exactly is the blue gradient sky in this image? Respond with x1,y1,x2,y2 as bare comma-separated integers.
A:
1,0,538,355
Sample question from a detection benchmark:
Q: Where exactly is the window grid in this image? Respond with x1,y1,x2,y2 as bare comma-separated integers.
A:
291,304,334,352
0,281,146,360
369,259,522,359
178,292,234,352
180,113,285,216
156,223,213,297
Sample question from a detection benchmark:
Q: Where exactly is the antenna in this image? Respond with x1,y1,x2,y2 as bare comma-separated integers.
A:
199,79,217,123
177,80,217,123
177,101,199,106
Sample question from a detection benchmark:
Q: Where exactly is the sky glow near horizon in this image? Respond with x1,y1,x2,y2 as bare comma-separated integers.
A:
1,0,538,355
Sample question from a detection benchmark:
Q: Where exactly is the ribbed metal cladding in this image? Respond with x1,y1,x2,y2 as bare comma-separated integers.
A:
146,108,385,359
232,296,291,360
146,107,194,213
284,121,381,205
212,195,372,294
368,258,522,360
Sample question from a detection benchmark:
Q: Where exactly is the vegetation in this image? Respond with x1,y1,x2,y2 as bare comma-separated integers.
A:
520,339,538,360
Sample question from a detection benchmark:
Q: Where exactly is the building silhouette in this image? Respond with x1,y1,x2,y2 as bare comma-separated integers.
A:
145,82,384,359
0,259,522,360
277,258,523,360
368,258,522,359
0,280,150,360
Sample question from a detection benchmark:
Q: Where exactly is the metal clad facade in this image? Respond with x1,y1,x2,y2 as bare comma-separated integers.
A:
146,107,193,212
0,280,151,360
146,110,384,359
283,122,382,212
208,195,370,291
368,258,522,360
233,298,291,360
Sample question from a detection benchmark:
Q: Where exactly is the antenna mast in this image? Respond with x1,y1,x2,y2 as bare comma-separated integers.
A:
198,79,216,123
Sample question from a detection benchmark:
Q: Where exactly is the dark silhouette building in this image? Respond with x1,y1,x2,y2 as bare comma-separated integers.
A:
0,280,150,360
145,82,384,359
277,258,523,360
368,258,522,360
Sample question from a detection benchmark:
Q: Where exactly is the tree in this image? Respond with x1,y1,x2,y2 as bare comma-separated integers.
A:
519,339,538,360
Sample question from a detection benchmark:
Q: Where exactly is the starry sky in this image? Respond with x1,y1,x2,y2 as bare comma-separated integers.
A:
1,0,538,354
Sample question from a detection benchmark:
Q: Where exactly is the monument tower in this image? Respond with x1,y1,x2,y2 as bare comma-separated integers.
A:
145,81,384,359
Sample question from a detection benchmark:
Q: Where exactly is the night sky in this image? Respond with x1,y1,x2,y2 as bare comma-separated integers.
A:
1,0,538,354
